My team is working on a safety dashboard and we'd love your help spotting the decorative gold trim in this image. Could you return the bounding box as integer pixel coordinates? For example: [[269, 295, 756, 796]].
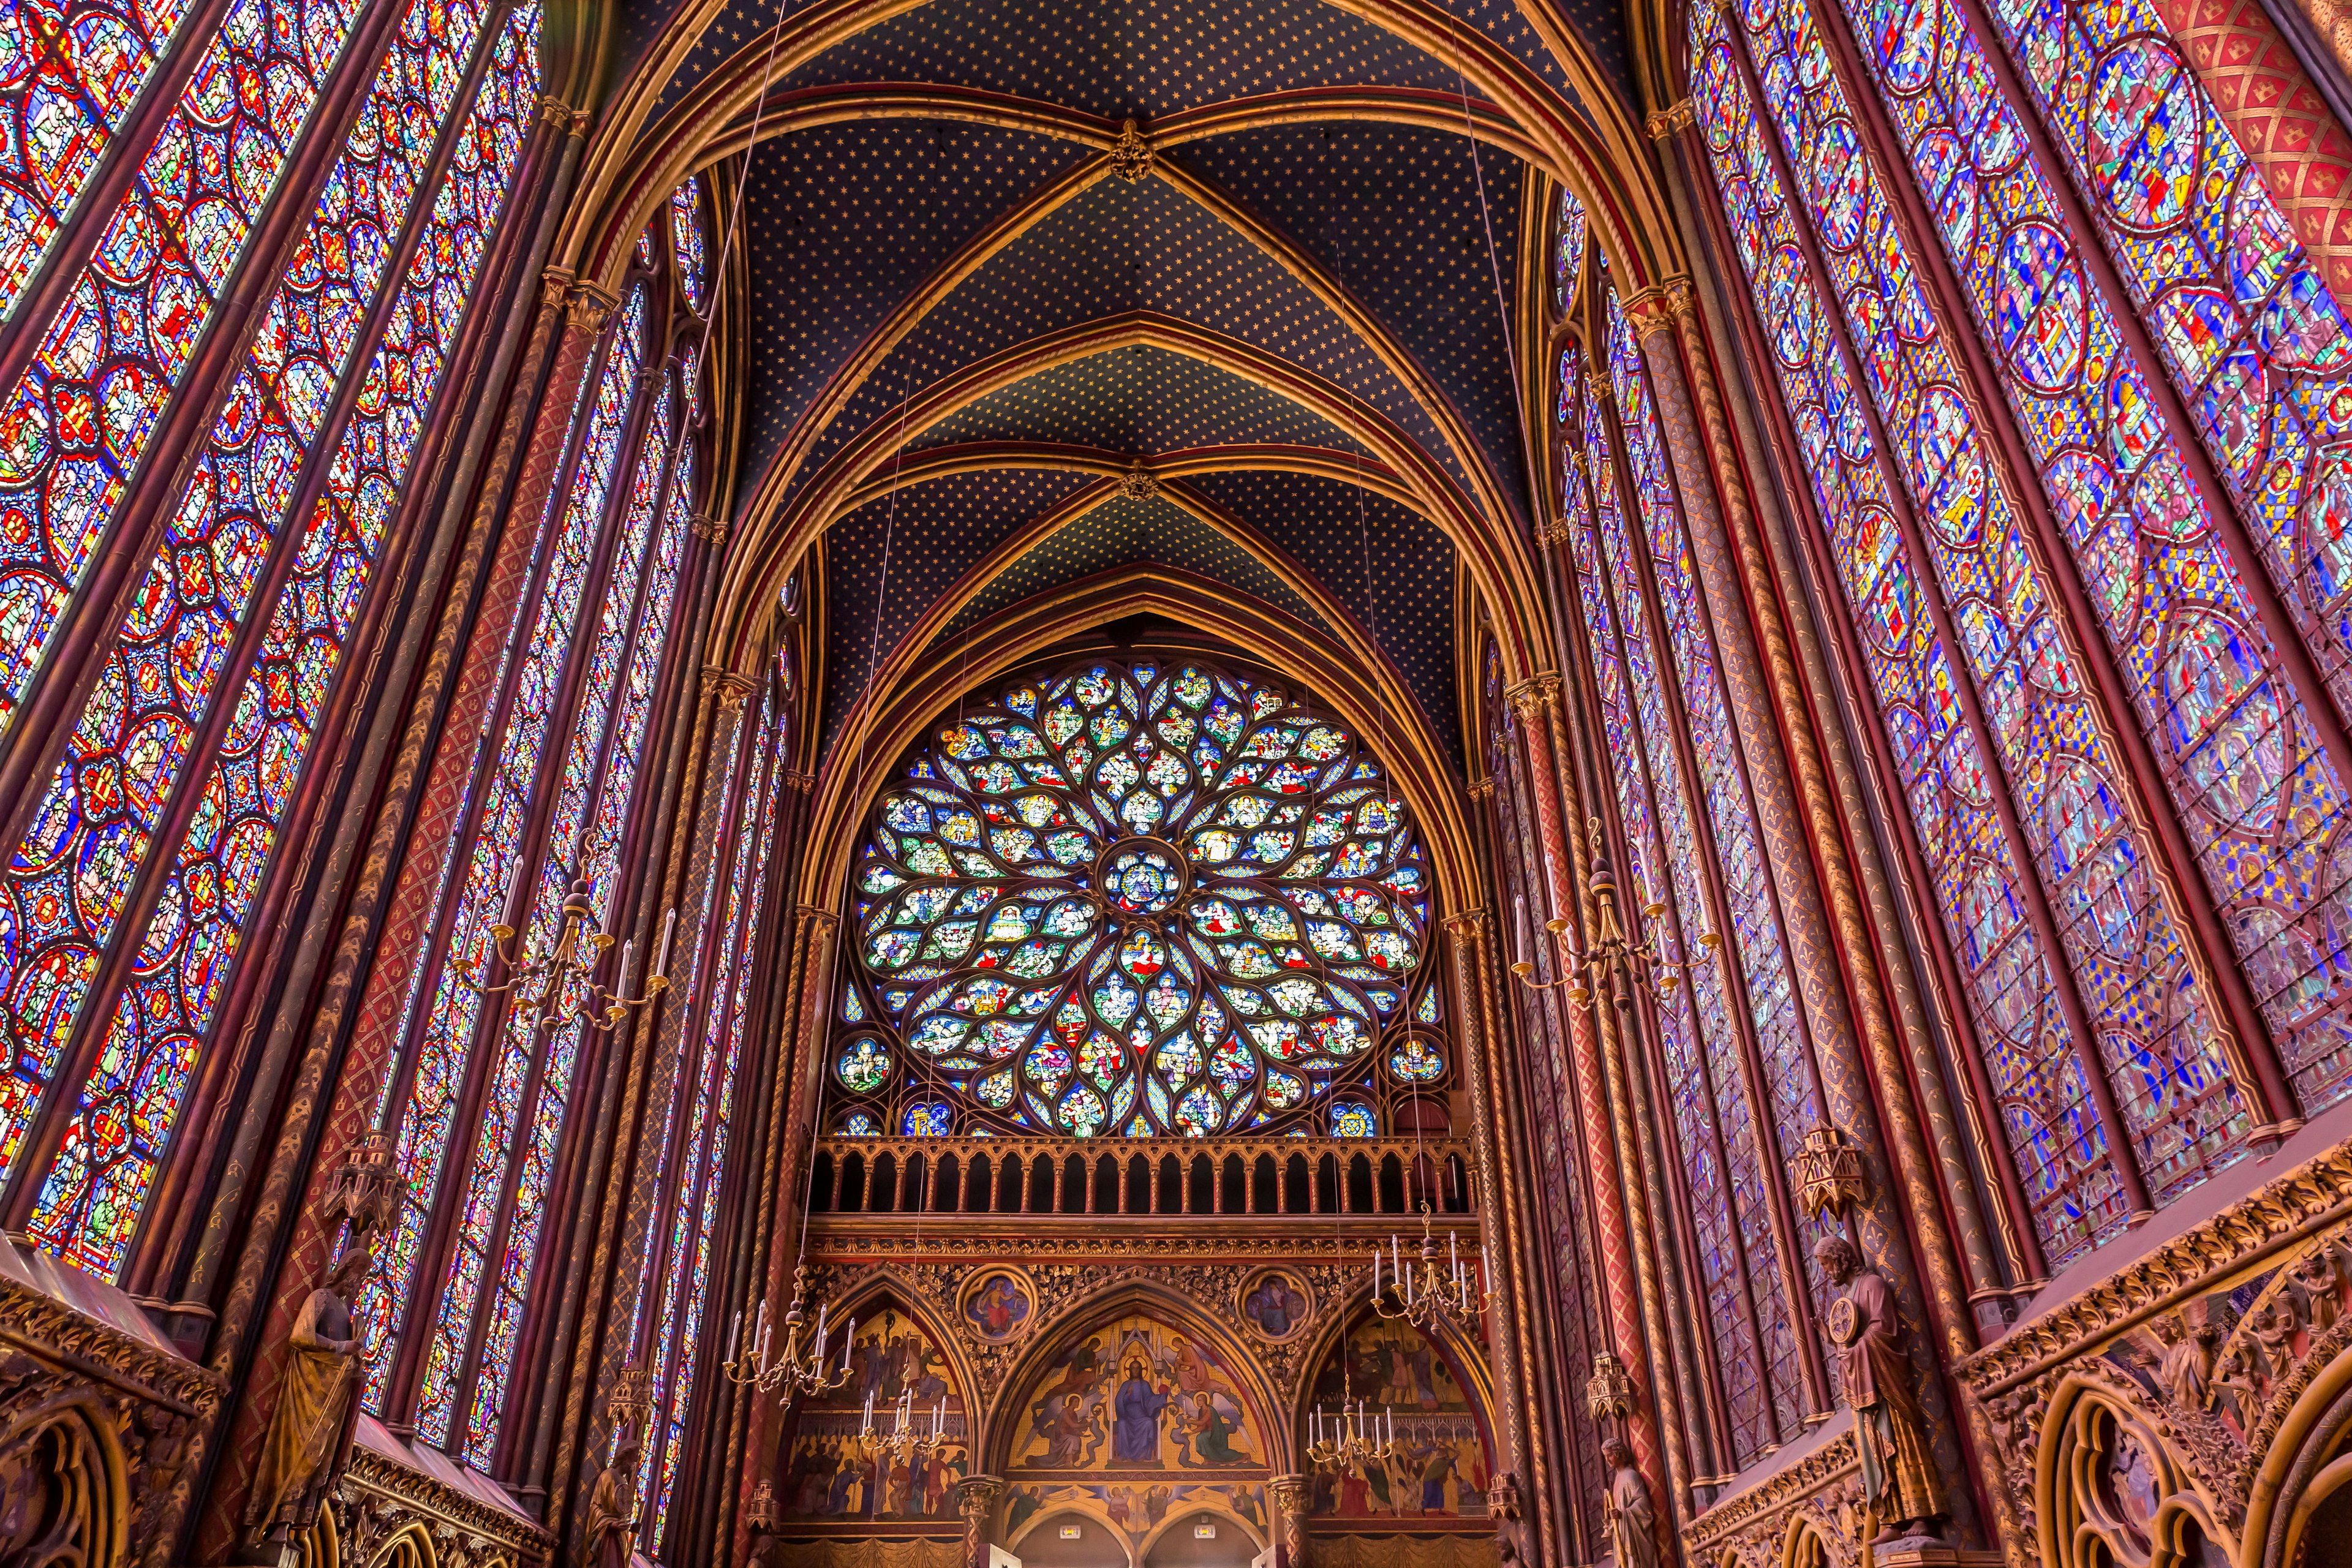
[[1645, 100, 1695, 138]]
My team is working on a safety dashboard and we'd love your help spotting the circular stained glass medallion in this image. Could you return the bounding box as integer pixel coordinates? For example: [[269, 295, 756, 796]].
[[1099, 837, 1186, 916], [839, 656, 1437, 1137]]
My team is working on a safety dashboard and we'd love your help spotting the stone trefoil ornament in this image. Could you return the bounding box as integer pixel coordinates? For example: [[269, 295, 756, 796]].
[[1815, 1235, 1947, 1542]]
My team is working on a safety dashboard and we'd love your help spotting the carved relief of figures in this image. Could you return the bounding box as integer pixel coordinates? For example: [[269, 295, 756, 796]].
[[245, 1244, 372, 1546], [1814, 1237, 1945, 1542]]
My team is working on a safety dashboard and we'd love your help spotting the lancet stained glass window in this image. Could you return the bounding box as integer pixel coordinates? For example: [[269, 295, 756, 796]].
[[1813, 0, 2352, 1117], [0, 0, 377, 740], [1683, 0, 2352, 1257], [834, 657, 1439, 1138], [1562, 344, 1804, 1457], [0, 0, 538, 1276], [406, 284, 653, 1455], [643, 667, 786, 1550], [0, 0, 197, 313], [366, 279, 650, 1434]]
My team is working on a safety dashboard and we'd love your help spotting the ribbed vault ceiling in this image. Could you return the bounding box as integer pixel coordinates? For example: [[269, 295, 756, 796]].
[[608, 0, 1614, 778]]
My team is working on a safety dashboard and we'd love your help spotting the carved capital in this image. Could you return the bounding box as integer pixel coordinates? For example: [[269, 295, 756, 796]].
[[1618, 284, 1678, 338], [954, 1474, 1006, 1568], [1442, 909, 1490, 948], [703, 666, 761, 710], [565, 279, 619, 334], [538, 93, 590, 135], [1588, 370, 1613, 407], [779, 769, 816, 794], [690, 512, 727, 545], [538, 266, 576, 311], [1662, 276, 1700, 326], [1110, 119, 1153, 182], [1466, 777, 1496, 801], [1646, 99, 1696, 138], [1504, 672, 1561, 720], [1534, 514, 1571, 546]]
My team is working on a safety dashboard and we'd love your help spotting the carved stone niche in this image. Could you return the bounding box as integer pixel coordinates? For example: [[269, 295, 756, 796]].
[[1953, 1113, 2352, 1568], [326, 1418, 553, 1568], [0, 1234, 225, 1567]]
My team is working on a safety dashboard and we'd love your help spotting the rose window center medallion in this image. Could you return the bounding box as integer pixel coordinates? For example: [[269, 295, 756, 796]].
[[831, 657, 1450, 1139], [1100, 839, 1186, 918]]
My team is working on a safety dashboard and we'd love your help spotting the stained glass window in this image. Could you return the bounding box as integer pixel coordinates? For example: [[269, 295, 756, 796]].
[[1686, 0, 2320, 1260], [368, 279, 651, 1434], [672, 175, 705, 314], [404, 285, 669, 1458], [0, 0, 380, 741], [0, 0, 198, 314], [1812, 0, 2352, 1119], [1553, 185, 1586, 312], [1561, 342, 1805, 1458], [832, 657, 1442, 1137], [643, 666, 785, 1551], [0, 0, 540, 1278]]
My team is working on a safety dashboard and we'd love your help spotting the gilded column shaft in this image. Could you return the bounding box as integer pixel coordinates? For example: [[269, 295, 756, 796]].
[[1447, 911, 1551, 1568], [1504, 690, 1676, 1556]]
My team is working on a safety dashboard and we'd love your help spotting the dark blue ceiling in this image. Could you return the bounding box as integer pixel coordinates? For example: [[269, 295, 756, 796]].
[[796, 172, 1471, 501], [625, 0, 1632, 130], [622, 0, 1600, 781]]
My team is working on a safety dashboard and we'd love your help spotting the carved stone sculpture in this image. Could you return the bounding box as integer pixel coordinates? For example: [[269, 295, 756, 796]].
[[585, 1425, 640, 1568], [244, 1244, 372, 1545], [1486, 1471, 1528, 1566], [1815, 1235, 1947, 1542], [1602, 1438, 1660, 1568], [2154, 1316, 2215, 1410]]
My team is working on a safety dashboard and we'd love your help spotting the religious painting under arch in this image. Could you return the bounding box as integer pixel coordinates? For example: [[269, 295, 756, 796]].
[[771, 1298, 974, 1533]]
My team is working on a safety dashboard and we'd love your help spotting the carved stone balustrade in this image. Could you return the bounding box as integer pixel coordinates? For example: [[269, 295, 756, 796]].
[[804, 1135, 1476, 1227]]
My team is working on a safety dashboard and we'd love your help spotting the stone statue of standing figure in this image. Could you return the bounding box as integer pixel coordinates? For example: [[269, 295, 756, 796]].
[[1600, 1438, 1659, 1568], [1815, 1235, 1946, 1542], [244, 1243, 373, 1545]]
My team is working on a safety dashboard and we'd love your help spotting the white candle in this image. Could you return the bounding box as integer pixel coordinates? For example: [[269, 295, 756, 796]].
[[657, 907, 677, 975], [618, 938, 634, 992], [817, 1301, 829, 1340], [727, 1310, 741, 1362], [1449, 1232, 1457, 1276], [843, 1319, 856, 1371]]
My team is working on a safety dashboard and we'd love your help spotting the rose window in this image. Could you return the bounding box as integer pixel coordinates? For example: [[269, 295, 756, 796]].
[[830, 657, 1448, 1137]]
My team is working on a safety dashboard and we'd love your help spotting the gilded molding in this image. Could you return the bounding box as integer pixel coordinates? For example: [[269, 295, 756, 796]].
[[334, 1442, 554, 1566], [1956, 1139, 2352, 1396], [1681, 1430, 1863, 1564]]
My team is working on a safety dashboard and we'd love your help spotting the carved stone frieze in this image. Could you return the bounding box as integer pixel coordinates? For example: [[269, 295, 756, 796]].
[[1949, 1133, 2352, 1564], [332, 1434, 553, 1568], [1681, 1429, 1864, 1568], [0, 1238, 224, 1568]]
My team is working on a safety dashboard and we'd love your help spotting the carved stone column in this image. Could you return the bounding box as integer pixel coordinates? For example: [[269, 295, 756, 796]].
[[1268, 1474, 1311, 1568], [1623, 278, 1985, 1536], [954, 1473, 1005, 1568]]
